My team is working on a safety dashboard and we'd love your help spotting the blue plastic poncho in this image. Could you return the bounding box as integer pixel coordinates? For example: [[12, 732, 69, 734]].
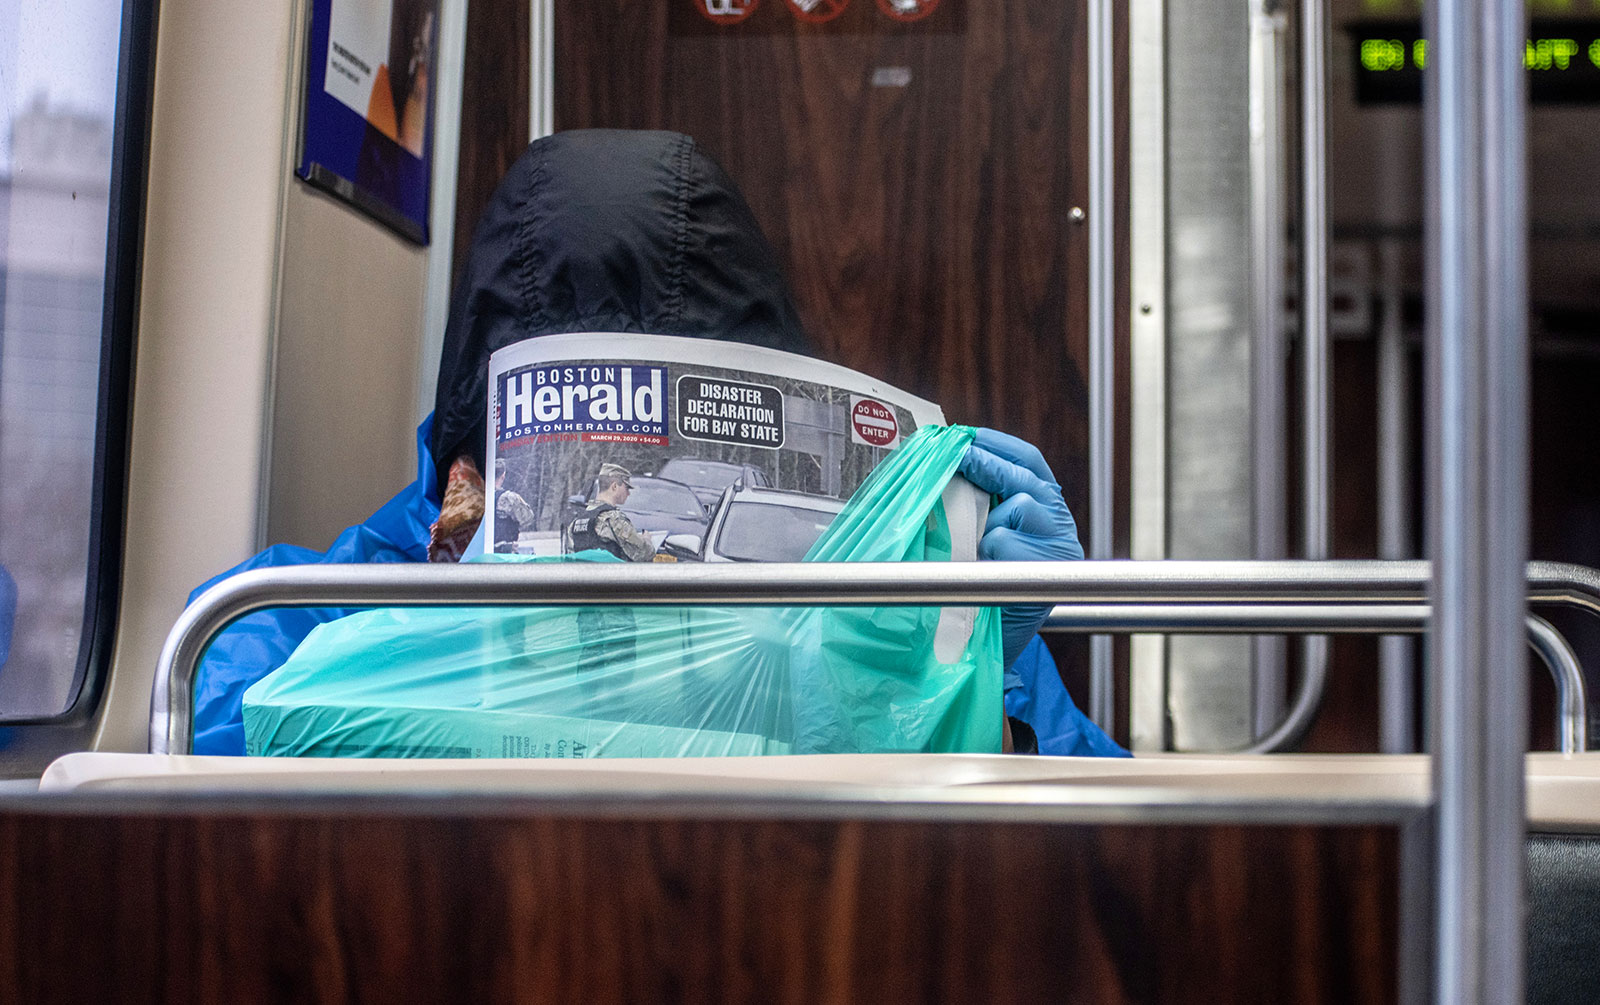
[[189, 418, 442, 755], [1006, 637, 1129, 758]]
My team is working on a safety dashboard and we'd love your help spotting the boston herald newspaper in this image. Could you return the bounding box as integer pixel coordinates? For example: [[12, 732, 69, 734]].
[[486, 333, 980, 563]]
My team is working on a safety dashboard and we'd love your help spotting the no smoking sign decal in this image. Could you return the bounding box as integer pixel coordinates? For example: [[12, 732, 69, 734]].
[[876, 0, 939, 22], [695, 0, 759, 25], [785, 0, 850, 23]]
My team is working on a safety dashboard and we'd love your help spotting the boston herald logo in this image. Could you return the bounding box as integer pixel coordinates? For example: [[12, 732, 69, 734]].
[[498, 365, 669, 443]]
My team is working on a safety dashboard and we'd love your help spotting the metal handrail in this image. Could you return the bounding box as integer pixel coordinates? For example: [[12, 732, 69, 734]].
[[1041, 606, 1585, 754], [151, 559, 1600, 756], [1528, 615, 1589, 756]]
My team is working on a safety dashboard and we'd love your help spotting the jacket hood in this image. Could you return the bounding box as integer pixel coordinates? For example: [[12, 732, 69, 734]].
[[430, 129, 811, 482]]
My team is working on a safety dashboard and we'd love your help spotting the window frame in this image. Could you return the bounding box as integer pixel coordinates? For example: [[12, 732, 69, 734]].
[[0, 0, 160, 726]]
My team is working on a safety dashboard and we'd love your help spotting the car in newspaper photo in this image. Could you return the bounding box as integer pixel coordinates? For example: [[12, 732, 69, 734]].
[[662, 486, 844, 563], [654, 458, 772, 507]]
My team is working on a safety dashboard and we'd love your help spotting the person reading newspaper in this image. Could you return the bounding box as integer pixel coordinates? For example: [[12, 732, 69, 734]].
[[187, 129, 1124, 758]]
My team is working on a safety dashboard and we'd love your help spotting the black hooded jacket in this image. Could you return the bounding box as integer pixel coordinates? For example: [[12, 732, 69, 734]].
[[431, 129, 812, 490]]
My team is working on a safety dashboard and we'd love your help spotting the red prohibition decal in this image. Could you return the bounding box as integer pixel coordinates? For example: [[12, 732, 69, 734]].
[[695, 0, 760, 25], [785, 0, 850, 23], [851, 398, 899, 447], [875, 0, 939, 22]]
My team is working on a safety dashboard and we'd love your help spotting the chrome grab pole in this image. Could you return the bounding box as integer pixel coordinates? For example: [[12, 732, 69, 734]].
[[1249, 0, 1290, 742], [1085, 0, 1116, 732], [529, 0, 554, 141], [153, 560, 1600, 757], [1377, 241, 1416, 753], [1426, 0, 1529, 992], [1263, 0, 1332, 756]]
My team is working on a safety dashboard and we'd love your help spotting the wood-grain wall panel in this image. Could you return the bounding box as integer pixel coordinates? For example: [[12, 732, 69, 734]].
[[452, 0, 529, 289], [0, 808, 1399, 1003], [553, 2, 1091, 523]]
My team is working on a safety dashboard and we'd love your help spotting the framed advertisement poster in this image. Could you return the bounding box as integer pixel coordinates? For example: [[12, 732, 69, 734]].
[[297, 0, 438, 243]]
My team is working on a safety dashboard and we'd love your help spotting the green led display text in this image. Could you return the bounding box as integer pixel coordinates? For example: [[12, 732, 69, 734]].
[[1359, 35, 1600, 71]]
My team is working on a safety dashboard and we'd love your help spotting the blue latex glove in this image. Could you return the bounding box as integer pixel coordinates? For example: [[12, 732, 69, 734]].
[[956, 427, 1084, 670]]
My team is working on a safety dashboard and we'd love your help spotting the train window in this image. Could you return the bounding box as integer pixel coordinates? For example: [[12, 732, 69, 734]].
[[0, 0, 150, 720]]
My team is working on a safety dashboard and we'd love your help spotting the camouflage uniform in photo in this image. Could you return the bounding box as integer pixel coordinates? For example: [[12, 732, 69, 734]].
[[567, 493, 654, 684], [569, 503, 655, 563], [493, 488, 537, 553]]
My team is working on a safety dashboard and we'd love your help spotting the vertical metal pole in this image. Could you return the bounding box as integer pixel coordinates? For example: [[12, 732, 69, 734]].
[[1249, 0, 1289, 739], [1426, 0, 1529, 997], [1127, 0, 1168, 752], [419, 0, 471, 423], [1243, 0, 1333, 755], [1378, 240, 1418, 753], [529, 0, 555, 140], [1297, 0, 1331, 739], [1086, 0, 1115, 731]]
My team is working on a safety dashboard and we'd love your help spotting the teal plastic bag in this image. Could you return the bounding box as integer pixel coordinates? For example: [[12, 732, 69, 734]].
[[243, 425, 1001, 758]]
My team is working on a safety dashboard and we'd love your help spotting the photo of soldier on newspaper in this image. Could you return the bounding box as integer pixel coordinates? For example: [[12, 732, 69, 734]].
[[487, 333, 942, 561]]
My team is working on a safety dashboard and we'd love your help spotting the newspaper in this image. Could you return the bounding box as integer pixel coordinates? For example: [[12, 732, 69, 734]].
[[485, 333, 973, 564]]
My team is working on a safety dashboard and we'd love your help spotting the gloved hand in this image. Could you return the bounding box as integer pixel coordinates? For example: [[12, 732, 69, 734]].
[[956, 427, 1084, 671]]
